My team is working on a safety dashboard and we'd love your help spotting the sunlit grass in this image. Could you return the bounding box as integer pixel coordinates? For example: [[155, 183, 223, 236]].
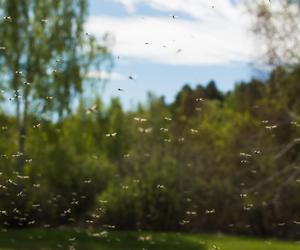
[[188, 233, 300, 250], [0, 229, 298, 250]]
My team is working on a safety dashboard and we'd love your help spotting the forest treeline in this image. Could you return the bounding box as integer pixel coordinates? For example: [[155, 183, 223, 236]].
[[1, 65, 300, 238]]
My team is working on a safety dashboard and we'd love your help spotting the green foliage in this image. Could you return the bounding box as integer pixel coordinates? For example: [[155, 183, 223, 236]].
[[0, 0, 111, 116], [0, 0, 112, 174], [1, 64, 300, 236]]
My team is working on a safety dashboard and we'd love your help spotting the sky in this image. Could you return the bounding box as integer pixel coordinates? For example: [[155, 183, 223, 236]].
[[86, 0, 267, 108]]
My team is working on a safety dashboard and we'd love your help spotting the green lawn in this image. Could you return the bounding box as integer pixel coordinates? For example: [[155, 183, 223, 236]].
[[0, 229, 298, 250], [187, 234, 300, 250]]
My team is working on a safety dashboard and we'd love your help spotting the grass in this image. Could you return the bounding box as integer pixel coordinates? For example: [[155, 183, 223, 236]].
[[0, 229, 202, 250], [0, 229, 298, 250], [188, 234, 300, 250]]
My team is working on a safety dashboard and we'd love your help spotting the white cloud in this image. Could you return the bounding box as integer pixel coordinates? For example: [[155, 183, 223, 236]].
[[113, 0, 140, 12], [87, 0, 259, 66], [114, 0, 245, 20], [87, 71, 126, 81]]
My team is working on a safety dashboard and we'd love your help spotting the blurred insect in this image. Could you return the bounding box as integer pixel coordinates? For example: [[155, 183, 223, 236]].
[[190, 128, 198, 134], [265, 125, 277, 130], [179, 220, 190, 225], [240, 152, 252, 158], [186, 211, 197, 216], [33, 123, 41, 128], [138, 127, 152, 133], [106, 132, 117, 137], [86, 105, 97, 114], [3, 16, 12, 21], [129, 75, 135, 80], [205, 209, 215, 214], [160, 128, 169, 132], [134, 117, 147, 122], [254, 150, 261, 155], [157, 184, 166, 190]]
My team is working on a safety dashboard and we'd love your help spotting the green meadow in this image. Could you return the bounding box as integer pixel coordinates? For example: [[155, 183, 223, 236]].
[[0, 230, 298, 250]]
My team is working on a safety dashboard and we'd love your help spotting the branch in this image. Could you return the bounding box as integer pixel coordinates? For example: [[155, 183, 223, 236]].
[[274, 139, 300, 161]]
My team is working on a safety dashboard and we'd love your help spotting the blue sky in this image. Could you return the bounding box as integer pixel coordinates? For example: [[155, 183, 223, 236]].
[[86, 0, 264, 108]]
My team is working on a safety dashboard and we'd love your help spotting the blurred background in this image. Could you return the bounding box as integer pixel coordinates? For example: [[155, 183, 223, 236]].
[[0, 0, 300, 249]]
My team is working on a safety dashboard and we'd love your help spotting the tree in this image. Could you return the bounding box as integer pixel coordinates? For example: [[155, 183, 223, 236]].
[[204, 80, 224, 101], [248, 1, 300, 217], [0, 0, 111, 171], [248, 0, 300, 65]]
